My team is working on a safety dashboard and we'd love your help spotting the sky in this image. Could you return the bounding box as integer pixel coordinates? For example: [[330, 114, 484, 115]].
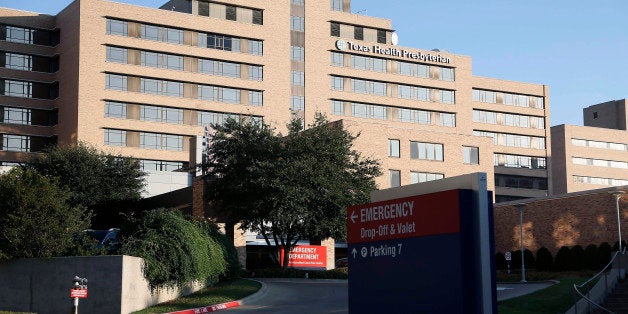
[[2, 0, 628, 127]]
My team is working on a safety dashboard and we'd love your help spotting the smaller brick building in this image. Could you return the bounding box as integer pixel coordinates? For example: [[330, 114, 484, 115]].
[[494, 186, 627, 255]]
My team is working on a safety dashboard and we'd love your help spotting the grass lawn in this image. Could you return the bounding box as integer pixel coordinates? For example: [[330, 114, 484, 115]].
[[498, 275, 593, 314], [132, 279, 261, 314]]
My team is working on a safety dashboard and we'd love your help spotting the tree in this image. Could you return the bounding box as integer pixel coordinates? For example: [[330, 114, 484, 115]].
[[25, 143, 146, 208], [206, 114, 381, 268], [0, 168, 90, 260]]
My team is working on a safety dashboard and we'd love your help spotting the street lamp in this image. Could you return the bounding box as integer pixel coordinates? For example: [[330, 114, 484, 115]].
[[609, 191, 625, 254], [514, 203, 527, 283]]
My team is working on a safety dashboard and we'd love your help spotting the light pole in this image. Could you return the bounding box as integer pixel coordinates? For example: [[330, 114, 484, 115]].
[[610, 191, 625, 254], [515, 203, 527, 283]]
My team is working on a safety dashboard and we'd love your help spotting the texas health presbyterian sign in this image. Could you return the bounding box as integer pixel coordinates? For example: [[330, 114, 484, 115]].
[[347, 173, 496, 314]]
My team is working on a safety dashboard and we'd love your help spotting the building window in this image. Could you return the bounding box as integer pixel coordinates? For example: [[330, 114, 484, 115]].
[[5, 26, 34, 44], [105, 74, 127, 91], [199, 33, 242, 53], [248, 40, 263, 56], [140, 105, 183, 124], [2, 134, 30, 152], [351, 103, 386, 120], [388, 139, 400, 158], [291, 16, 305, 32], [249, 65, 263, 81], [410, 142, 443, 161], [291, 96, 305, 111], [1, 107, 31, 125], [106, 19, 128, 36], [351, 78, 386, 96], [104, 101, 127, 118], [106, 46, 128, 64], [199, 59, 240, 78], [440, 90, 455, 104], [3, 80, 32, 98], [104, 129, 126, 147], [463, 146, 479, 165], [291, 71, 305, 86], [377, 29, 386, 44], [331, 0, 343, 11], [141, 51, 184, 71], [354, 27, 363, 40], [252, 9, 263, 25], [331, 52, 343, 66], [494, 153, 546, 170], [140, 160, 184, 172], [410, 172, 444, 184], [5, 53, 32, 71], [330, 22, 340, 37], [440, 68, 454, 81], [140, 78, 183, 97], [249, 91, 263, 106], [292, 0, 305, 5], [389, 170, 401, 188], [140, 132, 183, 151], [439, 113, 456, 127], [225, 5, 237, 21], [331, 76, 344, 91], [291, 46, 305, 61], [331, 100, 343, 115]]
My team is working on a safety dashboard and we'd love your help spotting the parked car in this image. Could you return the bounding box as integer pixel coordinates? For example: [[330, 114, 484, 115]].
[[77, 228, 120, 252], [335, 257, 348, 268]]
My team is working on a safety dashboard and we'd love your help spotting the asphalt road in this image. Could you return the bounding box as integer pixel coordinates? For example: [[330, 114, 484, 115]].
[[226, 278, 348, 314]]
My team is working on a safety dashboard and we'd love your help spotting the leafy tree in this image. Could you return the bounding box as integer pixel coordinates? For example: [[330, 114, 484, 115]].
[[553, 246, 571, 271], [583, 244, 598, 270], [24, 143, 146, 220], [120, 209, 227, 288], [206, 114, 381, 267], [0, 168, 90, 260], [535, 247, 553, 271]]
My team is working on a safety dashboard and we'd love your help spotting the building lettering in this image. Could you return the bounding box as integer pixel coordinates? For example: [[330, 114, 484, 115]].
[[338, 40, 451, 64]]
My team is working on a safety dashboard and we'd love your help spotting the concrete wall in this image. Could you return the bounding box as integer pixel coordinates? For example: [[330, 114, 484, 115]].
[[143, 171, 193, 197], [0, 255, 203, 314]]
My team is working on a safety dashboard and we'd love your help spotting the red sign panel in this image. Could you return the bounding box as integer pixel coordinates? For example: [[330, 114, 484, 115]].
[[70, 289, 88, 299], [280, 245, 327, 268], [347, 189, 460, 244]]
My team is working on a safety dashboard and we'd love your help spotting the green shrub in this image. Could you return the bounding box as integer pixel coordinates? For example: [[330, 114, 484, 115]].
[[597, 242, 612, 269], [120, 209, 227, 288], [535, 247, 553, 271], [569, 245, 585, 270], [244, 268, 348, 279], [583, 244, 598, 270], [553, 246, 570, 271], [199, 221, 242, 279], [524, 249, 535, 269], [495, 252, 506, 270], [510, 250, 521, 270]]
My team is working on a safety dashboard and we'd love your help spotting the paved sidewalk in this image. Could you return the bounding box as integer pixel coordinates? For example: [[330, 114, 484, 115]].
[[496, 281, 557, 301]]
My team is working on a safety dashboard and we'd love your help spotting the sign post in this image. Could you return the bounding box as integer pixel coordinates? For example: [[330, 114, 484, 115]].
[[70, 276, 88, 314], [505, 251, 512, 274]]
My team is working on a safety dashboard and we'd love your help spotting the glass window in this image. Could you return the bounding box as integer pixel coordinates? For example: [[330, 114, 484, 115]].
[[291, 16, 304, 32], [330, 22, 340, 37], [249, 91, 263, 106], [140, 132, 160, 149], [221, 62, 240, 78], [222, 88, 241, 104], [104, 129, 126, 146], [331, 76, 344, 91], [291, 46, 305, 61], [410, 142, 443, 161], [248, 40, 263, 55], [440, 90, 454, 104], [141, 105, 160, 122], [163, 134, 183, 151], [463, 146, 479, 164], [165, 54, 184, 70], [106, 46, 127, 64], [5, 26, 34, 44], [106, 19, 128, 36], [249, 65, 263, 81], [292, 0, 305, 5], [331, 0, 343, 11], [388, 139, 400, 158], [331, 52, 343, 66], [140, 160, 184, 172], [105, 101, 127, 118], [291, 96, 305, 111], [252, 9, 263, 25], [2, 107, 31, 125], [351, 103, 367, 118], [389, 170, 401, 188], [4, 80, 32, 98], [163, 107, 183, 124], [440, 68, 454, 81], [410, 172, 444, 184], [165, 28, 183, 44], [5, 53, 32, 71], [291, 71, 305, 86], [2, 134, 30, 152], [331, 100, 343, 115], [439, 113, 456, 127], [141, 24, 161, 41], [106, 74, 127, 91]]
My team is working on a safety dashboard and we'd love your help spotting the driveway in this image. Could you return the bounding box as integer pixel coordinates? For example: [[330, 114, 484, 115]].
[[226, 278, 348, 314]]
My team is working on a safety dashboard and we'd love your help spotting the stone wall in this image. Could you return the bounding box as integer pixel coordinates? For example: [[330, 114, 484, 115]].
[[494, 187, 627, 255]]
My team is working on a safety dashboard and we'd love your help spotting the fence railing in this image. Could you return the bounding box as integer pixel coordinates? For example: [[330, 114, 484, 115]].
[[571, 249, 625, 314]]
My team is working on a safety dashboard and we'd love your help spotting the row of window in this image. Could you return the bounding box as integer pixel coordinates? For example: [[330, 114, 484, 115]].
[[494, 153, 547, 169], [106, 46, 263, 81], [388, 139, 479, 164], [0, 79, 59, 100], [472, 89, 544, 109], [474, 130, 546, 149], [388, 170, 444, 188], [291, 16, 305, 32], [197, 1, 263, 25], [104, 129, 184, 151], [105, 101, 262, 126], [0, 51, 60, 73], [495, 174, 548, 191], [330, 22, 387, 44], [331, 100, 456, 127], [106, 19, 263, 56], [571, 138, 628, 151], [140, 159, 185, 172], [574, 175, 628, 187], [0, 24, 59, 46], [473, 109, 545, 129], [330, 52, 455, 82], [105, 74, 263, 106], [572, 157, 628, 169], [0, 106, 30, 125], [330, 76, 455, 104]]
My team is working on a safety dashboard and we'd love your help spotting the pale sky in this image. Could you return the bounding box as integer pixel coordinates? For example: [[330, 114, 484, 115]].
[[3, 0, 628, 127]]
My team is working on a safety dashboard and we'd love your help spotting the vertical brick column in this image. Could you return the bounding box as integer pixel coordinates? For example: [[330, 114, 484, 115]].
[[310, 238, 335, 270]]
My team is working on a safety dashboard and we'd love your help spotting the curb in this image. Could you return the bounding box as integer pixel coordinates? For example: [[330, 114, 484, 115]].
[[166, 279, 267, 314]]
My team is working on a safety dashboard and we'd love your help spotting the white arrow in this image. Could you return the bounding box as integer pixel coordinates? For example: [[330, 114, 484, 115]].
[[351, 248, 357, 258], [350, 211, 358, 223]]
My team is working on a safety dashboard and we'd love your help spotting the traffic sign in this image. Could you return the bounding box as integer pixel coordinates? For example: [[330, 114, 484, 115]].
[[70, 289, 88, 299], [505, 251, 512, 261]]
